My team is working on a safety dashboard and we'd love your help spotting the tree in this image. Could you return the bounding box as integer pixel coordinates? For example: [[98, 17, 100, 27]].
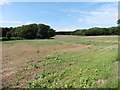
[[72, 29, 87, 36], [0, 27, 2, 37], [36, 24, 50, 39], [2, 27, 10, 37], [108, 27, 118, 35], [47, 28, 55, 39], [73, 27, 119, 36], [117, 19, 120, 25], [1, 23, 56, 40], [19, 24, 37, 39], [6, 31, 12, 39], [85, 27, 101, 36]]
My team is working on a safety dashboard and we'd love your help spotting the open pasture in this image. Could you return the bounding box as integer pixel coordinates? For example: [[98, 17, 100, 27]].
[[2, 35, 118, 88]]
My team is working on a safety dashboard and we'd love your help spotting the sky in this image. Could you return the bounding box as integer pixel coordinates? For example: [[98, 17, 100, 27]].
[[0, 1, 119, 31]]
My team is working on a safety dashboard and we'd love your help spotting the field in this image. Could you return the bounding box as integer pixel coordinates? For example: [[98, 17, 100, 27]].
[[2, 35, 118, 88]]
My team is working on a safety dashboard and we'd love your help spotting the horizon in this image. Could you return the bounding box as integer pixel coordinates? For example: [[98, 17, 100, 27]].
[[0, 2, 118, 31], [0, 23, 117, 32]]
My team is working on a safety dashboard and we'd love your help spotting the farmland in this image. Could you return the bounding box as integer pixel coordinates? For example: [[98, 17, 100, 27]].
[[2, 35, 118, 88]]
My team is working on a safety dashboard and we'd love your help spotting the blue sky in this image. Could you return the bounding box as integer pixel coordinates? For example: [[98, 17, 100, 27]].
[[0, 2, 118, 31]]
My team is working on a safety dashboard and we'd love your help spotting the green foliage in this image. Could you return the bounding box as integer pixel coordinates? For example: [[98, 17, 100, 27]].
[[1, 23, 55, 40], [72, 29, 87, 36], [72, 27, 119, 36], [1, 24, 119, 40], [47, 28, 56, 39], [1, 27, 11, 37], [56, 31, 73, 35], [36, 24, 55, 39], [19, 24, 38, 39], [36, 24, 49, 39], [109, 27, 120, 35], [26, 47, 118, 88], [6, 31, 12, 39], [117, 19, 120, 24]]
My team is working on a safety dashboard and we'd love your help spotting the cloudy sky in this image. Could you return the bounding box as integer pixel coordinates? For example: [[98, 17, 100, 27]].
[[0, 1, 119, 31]]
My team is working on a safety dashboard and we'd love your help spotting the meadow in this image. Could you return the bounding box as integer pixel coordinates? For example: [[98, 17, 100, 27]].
[[2, 35, 118, 88]]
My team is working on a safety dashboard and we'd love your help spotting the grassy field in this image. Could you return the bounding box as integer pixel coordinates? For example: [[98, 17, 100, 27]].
[[2, 35, 118, 88]]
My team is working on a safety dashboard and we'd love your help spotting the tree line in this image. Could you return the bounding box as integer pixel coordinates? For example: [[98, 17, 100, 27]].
[[57, 19, 120, 36], [56, 31, 73, 35], [0, 23, 56, 40], [1, 19, 120, 41], [72, 27, 120, 36]]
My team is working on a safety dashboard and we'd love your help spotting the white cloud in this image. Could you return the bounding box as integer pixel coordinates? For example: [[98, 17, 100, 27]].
[[0, 0, 10, 5], [25, 21, 36, 25], [61, 3, 118, 27], [0, 20, 23, 27], [0, 20, 35, 27], [57, 27, 74, 31], [78, 3, 118, 26], [57, 29, 74, 31], [0, 20, 22, 24], [56, 26, 83, 31], [0, 20, 53, 27]]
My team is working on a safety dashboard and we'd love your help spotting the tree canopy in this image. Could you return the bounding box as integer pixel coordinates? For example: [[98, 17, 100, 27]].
[[1, 22, 119, 41], [72, 27, 119, 36], [117, 19, 120, 25], [1, 23, 56, 40]]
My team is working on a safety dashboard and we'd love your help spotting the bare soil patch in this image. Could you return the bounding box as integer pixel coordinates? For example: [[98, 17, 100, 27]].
[[2, 42, 88, 87], [82, 36, 118, 38], [96, 79, 107, 85], [98, 45, 118, 52]]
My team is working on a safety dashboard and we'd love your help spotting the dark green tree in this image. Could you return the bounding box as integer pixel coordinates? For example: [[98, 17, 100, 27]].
[[19, 24, 37, 39], [6, 31, 12, 39], [2, 27, 10, 37], [47, 28, 55, 39], [117, 19, 120, 25], [36, 24, 50, 39], [1, 23, 56, 40]]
